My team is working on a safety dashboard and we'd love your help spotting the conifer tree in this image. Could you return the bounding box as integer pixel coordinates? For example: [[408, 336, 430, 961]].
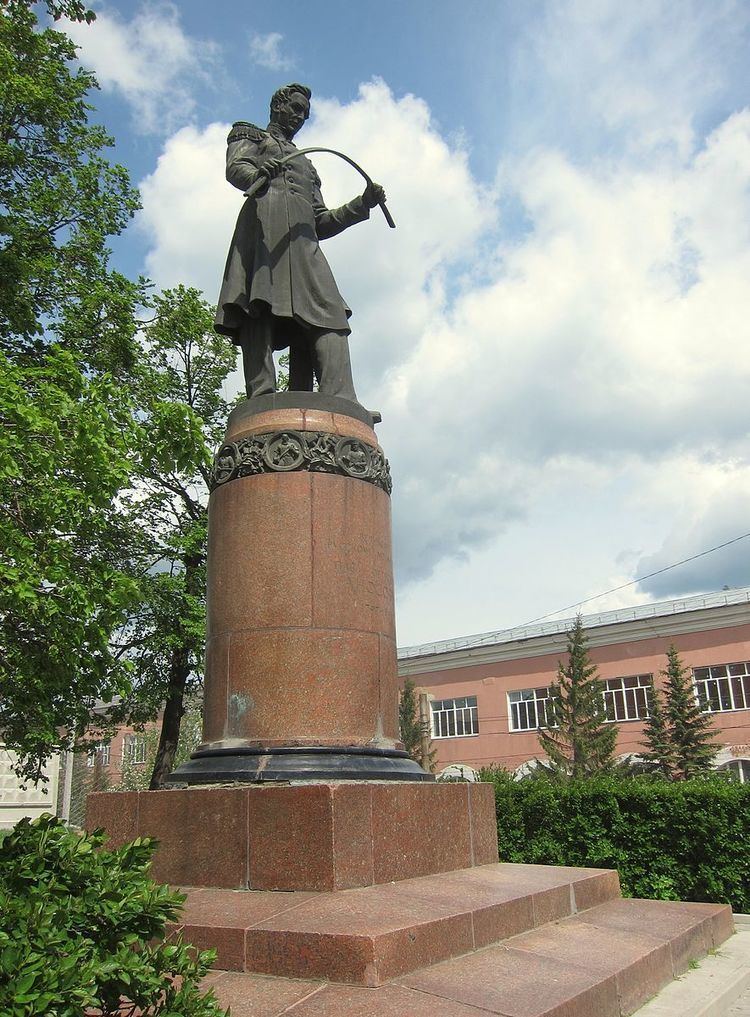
[[665, 644, 717, 778], [640, 645, 718, 779], [399, 678, 436, 772], [639, 681, 675, 778], [537, 616, 618, 777]]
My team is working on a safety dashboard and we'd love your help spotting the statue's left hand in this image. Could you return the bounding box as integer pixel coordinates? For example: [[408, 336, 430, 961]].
[[362, 182, 386, 209]]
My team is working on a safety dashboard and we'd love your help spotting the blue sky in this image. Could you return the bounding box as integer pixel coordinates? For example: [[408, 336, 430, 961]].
[[59, 0, 750, 645]]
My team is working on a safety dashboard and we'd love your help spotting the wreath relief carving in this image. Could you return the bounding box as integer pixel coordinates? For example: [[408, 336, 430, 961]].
[[210, 430, 392, 495]]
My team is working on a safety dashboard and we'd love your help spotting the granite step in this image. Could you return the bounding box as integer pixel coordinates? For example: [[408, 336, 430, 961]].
[[174, 862, 621, 985], [200, 896, 734, 1017]]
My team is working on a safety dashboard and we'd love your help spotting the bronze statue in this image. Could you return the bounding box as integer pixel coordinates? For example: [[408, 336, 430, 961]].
[[214, 83, 387, 403]]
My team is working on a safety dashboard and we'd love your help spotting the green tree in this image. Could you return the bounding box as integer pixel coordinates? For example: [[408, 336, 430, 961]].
[[641, 645, 718, 780], [0, 5, 147, 781], [0, 3, 142, 367], [664, 644, 718, 778], [399, 678, 436, 772], [112, 287, 236, 788], [9, 1, 95, 22], [0, 350, 141, 782], [114, 699, 204, 792], [537, 616, 618, 777], [640, 678, 677, 778]]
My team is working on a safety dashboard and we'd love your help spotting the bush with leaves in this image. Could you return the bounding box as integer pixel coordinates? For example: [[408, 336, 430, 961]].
[[0, 815, 227, 1017], [482, 767, 750, 911]]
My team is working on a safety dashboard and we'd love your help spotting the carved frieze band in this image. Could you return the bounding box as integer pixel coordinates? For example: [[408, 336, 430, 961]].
[[210, 429, 393, 495]]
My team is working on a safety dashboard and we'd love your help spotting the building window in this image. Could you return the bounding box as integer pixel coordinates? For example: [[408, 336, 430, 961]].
[[122, 735, 147, 765], [86, 743, 111, 767], [508, 687, 557, 732], [602, 675, 652, 722], [431, 696, 479, 738], [718, 759, 750, 784], [694, 662, 750, 714]]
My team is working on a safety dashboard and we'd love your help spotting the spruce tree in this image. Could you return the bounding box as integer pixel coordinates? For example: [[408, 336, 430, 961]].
[[640, 645, 718, 779], [640, 682, 676, 778], [538, 616, 618, 777], [664, 644, 717, 779], [399, 678, 436, 772]]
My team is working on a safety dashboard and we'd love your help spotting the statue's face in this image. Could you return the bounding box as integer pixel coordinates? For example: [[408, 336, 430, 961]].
[[271, 91, 310, 138]]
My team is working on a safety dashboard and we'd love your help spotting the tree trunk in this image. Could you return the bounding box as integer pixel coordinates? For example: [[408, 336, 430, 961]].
[[148, 552, 202, 790], [148, 648, 189, 789]]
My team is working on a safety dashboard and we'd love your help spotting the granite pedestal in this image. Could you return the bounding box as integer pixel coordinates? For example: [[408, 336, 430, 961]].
[[171, 394, 426, 784]]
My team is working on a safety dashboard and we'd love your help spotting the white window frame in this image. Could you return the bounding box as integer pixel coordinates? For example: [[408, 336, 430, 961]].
[[508, 687, 557, 732], [431, 696, 479, 738], [122, 735, 147, 765], [602, 674, 652, 723], [86, 743, 111, 767], [694, 662, 750, 714]]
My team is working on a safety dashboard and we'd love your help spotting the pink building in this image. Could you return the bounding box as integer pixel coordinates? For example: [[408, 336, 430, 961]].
[[397, 588, 750, 781]]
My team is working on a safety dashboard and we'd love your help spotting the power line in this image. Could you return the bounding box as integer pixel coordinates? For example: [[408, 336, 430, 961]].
[[519, 530, 750, 628]]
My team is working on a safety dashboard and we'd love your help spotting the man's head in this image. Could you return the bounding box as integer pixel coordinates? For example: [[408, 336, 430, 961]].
[[269, 83, 311, 139]]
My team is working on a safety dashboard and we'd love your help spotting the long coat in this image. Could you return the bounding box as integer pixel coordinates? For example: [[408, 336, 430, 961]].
[[214, 122, 370, 342]]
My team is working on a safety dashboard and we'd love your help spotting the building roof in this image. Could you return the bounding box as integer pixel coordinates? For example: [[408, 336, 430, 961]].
[[398, 586, 750, 662]]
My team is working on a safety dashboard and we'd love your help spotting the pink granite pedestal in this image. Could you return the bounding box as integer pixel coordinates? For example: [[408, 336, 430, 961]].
[[86, 780, 498, 891]]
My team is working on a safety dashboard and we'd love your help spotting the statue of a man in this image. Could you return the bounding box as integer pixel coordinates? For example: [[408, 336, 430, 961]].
[[214, 83, 385, 403]]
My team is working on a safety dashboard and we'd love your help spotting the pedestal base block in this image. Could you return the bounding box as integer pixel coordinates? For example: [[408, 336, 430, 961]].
[[86, 781, 498, 892]]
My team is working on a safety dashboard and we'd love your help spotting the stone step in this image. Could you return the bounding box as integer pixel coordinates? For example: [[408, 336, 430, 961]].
[[200, 896, 734, 1017], [174, 862, 621, 985]]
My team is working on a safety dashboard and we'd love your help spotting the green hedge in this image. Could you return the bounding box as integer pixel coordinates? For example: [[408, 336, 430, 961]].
[[483, 771, 750, 912]]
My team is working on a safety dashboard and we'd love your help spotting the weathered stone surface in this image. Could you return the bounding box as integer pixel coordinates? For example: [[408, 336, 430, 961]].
[[86, 781, 499, 891]]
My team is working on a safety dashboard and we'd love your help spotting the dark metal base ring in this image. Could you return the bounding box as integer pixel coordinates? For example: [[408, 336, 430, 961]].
[[166, 744, 435, 785]]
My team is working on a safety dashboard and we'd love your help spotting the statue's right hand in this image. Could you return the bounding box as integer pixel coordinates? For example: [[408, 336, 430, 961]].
[[246, 158, 285, 198], [262, 157, 284, 179]]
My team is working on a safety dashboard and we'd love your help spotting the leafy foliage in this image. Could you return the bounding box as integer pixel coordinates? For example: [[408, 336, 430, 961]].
[[114, 702, 203, 792], [482, 768, 750, 911], [0, 350, 141, 781], [7, 1, 96, 23], [0, 815, 227, 1017], [0, 3, 142, 365], [112, 287, 236, 787], [0, 3, 149, 781], [537, 616, 618, 777], [0, 5, 235, 786], [398, 678, 436, 772]]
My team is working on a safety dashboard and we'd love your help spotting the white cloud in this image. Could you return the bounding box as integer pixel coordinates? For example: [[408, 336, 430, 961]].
[[511, 0, 750, 161], [138, 122, 237, 292], [635, 461, 750, 598], [137, 75, 750, 638], [63, 2, 218, 133], [249, 31, 292, 71]]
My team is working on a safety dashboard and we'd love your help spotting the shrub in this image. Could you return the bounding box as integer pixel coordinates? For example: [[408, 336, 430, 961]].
[[482, 768, 750, 911], [0, 815, 227, 1017]]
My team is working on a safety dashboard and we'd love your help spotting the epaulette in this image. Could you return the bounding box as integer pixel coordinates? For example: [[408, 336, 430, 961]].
[[227, 121, 267, 145]]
